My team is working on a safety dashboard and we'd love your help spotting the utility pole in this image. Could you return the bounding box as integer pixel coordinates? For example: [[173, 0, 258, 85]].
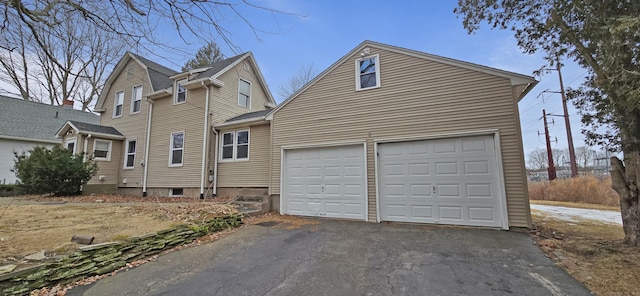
[[556, 61, 578, 177], [542, 109, 557, 181]]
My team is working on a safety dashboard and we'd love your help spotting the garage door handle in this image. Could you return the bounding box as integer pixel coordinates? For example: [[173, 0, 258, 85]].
[[432, 185, 436, 194]]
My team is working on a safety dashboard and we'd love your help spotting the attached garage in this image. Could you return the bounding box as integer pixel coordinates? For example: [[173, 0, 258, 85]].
[[281, 144, 367, 220], [377, 135, 508, 229], [269, 41, 538, 229]]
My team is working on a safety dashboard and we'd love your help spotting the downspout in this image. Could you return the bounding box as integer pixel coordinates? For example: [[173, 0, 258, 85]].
[[83, 134, 91, 162], [212, 128, 219, 196], [142, 98, 153, 197], [199, 82, 210, 199]]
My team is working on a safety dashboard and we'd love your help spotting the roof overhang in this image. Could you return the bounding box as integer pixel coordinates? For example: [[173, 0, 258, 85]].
[[0, 135, 60, 144], [213, 117, 269, 129], [55, 121, 125, 140]]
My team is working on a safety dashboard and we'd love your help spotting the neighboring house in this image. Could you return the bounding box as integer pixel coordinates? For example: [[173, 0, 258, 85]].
[[0, 96, 98, 184], [56, 52, 276, 198], [266, 41, 538, 229]]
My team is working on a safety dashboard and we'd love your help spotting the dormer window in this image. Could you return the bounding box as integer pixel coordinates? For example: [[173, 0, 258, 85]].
[[175, 79, 187, 104], [238, 79, 251, 108], [356, 54, 380, 91]]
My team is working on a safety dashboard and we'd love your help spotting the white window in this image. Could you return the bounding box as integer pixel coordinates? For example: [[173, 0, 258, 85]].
[[93, 139, 112, 161], [221, 130, 249, 161], [175, 79, 186, 104], [131, 85, 142, 114], [124, 139, 137, 169], [169, 132, 184, 166], [356, 54, 380, 90], [65, 138, 77, 154], [238, 79, 251, 108], [113, 91, 124, 117]]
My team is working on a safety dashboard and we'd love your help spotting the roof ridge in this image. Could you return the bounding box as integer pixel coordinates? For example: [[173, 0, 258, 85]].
[[129, 52, 178, 76]]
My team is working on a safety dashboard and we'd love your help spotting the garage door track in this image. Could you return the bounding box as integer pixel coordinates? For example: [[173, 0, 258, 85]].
[[68, 218, 591, 296]]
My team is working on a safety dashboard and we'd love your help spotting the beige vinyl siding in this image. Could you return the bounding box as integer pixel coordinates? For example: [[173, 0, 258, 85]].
[[146, 87, 207, 188], [99, 59, 151, 187], [211, 60, 271, 125], [217, 123, 270, 187], [87, 138, 122, 185], [271, 47, 531, 227]]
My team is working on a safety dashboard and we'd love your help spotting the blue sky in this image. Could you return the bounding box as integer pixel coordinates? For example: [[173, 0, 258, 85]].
[[5, 0, 594, 162], [172, 0, 587, 161]]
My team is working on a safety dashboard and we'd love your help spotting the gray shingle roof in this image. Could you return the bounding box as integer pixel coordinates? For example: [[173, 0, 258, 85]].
[[193, 53, 247, 80], [68, 121, 123, 136], [130, 53, 178, 91], [225, 109, 271, 123], [0, 95, 99, 142]]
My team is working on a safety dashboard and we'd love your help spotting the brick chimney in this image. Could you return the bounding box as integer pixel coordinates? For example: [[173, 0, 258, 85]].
[[62, 99, 74, 108]]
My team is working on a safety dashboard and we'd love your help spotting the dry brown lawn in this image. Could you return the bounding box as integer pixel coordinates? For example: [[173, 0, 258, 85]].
[[0, 195, 238, 264], [531, 205, 640, 295]]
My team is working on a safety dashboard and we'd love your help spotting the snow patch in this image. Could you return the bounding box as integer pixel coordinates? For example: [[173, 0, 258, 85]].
[[530, 204, 622, 225]]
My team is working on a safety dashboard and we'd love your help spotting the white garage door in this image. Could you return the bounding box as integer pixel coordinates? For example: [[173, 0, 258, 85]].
[[378, 135, 505, 228], [283, 144, 367, 220]]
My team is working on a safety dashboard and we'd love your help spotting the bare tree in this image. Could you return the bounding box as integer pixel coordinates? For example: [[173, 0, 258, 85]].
[[183, 41, 225, 71], [0, 1, 297, 109], [552, 148, 569, 168], [527, 148, 548, 170], [0, 6, 126, 109], [575, 146, 595, 168], [279, 64, 315, 100]]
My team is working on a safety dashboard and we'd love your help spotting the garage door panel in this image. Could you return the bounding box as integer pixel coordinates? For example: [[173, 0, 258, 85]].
[[283, 145, 366, 220], [379, 135, 504, 228], [435, 162, 458, 175]]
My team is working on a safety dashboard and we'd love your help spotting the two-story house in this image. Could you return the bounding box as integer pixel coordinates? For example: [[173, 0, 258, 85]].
[[58, 41, 538, 229], [57, 52, 276, 198]]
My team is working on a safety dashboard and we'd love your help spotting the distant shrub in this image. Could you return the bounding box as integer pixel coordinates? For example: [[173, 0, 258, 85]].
[[528, 176, 619, 207], [13, 146, 98, 196], [0, 184, 21, 197]]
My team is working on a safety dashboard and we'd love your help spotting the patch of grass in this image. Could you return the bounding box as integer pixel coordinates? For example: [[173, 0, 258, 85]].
[[529, 176, 619, 206], [530, 212, 640, 295]]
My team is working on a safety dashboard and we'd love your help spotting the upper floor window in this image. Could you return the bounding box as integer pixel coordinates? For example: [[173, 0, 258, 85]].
[[131, 85, 142, 114], [94, 139, 112, 161], [356, 54, 380, 91], [113, 91, 124, 117], [238, 79, 251, 108], [175, 79, 186, 104], [124, 139, 137, 169], [170, 132, 184, 166], [221, 130, 249, 161]]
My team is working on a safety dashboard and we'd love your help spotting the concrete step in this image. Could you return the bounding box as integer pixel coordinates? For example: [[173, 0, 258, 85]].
[[232, 200, 266, 216]]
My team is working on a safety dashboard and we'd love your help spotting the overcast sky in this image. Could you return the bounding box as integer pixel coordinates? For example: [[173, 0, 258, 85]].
[[2, 0, 597, 161]]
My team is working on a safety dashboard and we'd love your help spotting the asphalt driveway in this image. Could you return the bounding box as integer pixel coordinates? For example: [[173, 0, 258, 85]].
[[68, 218, 591, 296]]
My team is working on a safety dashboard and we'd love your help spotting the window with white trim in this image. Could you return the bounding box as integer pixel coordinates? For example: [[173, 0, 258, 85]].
[[65, 138, 77, 154], [175, 79, 186, 104], [238, 79, 251, 108], [131, 85, 142, 114], [113, 91, 124, 117], [124, 139, 137, 169], [170, 132, 184, 166], [356, 54, 380, 90], [221, 130, 249, 161], [93, 139, 112, 161], [170, 188, 184, 196]]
